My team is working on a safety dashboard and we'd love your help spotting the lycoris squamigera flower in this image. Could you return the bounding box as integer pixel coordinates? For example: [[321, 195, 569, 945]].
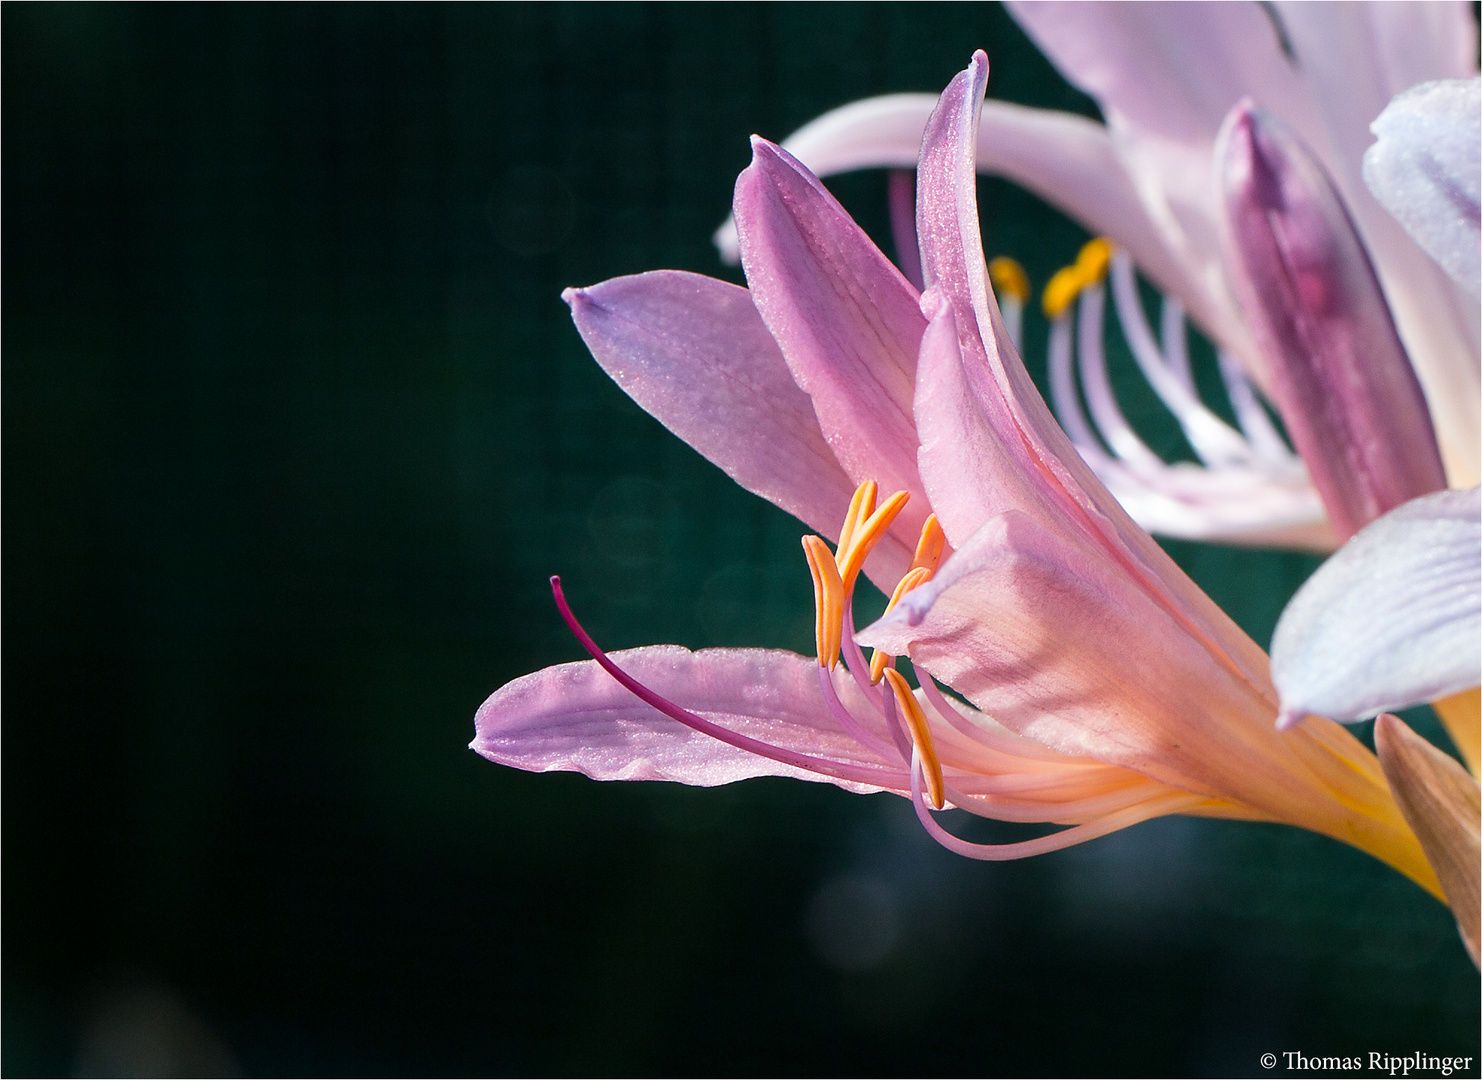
[[473, 53, 1440, 897]]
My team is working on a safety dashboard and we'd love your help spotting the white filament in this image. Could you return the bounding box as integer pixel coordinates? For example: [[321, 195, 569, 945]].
[[1044, 256, 1334, 550]]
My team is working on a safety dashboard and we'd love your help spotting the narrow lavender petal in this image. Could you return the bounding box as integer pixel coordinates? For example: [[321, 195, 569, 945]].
[[1273, 487, 1482, 726], [1217, 105, 1447, 540], [1363, 78, 1481, 298], [473, 642, 906, 792], [734, 138, 930, 582], [565, 270, 901, 566]]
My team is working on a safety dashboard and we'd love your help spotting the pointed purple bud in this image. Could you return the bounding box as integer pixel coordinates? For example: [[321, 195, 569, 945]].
[[1217, 103, 1447, 541]]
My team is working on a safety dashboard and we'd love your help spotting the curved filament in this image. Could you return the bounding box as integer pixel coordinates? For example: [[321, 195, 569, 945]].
[[911, 753, 1199, 861]]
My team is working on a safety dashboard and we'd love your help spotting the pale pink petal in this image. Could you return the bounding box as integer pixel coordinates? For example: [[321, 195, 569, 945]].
[[1011, 0, 1481, 484], [733, 138, 930, 583], [473, 645, 906, 793], [911, 51, 1274, 695], [1007, 0, 1316, 383], [1217, 105, 1446, 540], [856, 510, 1427, 877], [1008, 2, 1318, 150], [1275, 2, 1482, 486], [564, 270, 872, 556]]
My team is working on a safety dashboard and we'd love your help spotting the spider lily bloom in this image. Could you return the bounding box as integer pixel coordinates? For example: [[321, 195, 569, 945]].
[[713, 2, 1481, 540], [474, 53, 1440, 895]]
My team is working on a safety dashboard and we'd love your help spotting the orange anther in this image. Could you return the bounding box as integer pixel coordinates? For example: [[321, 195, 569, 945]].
[[802, 534, 845, 668], [837, 489, 910, 592], [835, 480, 877, 563], [883, 667, 944, 809], [910, 514, 946, 575]]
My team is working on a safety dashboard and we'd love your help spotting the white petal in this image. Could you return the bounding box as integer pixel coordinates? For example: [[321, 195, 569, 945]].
[[1363, 78, 1482, 298], [1272, 487, 1482, 725]]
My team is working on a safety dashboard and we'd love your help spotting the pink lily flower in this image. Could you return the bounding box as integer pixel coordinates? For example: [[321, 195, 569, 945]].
[[473, 54, 1439, 895], [713, 2, 1481, 545]]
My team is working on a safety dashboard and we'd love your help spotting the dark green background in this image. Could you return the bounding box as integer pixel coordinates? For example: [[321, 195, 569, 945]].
[[6, 4, 1478, 1076]]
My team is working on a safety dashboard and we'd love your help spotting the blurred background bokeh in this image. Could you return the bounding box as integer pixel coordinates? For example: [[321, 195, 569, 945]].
[[6, 4, 1478, 1076]]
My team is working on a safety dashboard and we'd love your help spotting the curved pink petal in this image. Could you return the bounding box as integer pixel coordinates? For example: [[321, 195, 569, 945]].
[[1273, 487, 1482, 726], [856, 509, 1431, 884], [733, 138, 929, 584], [564, 270, 878, 558], [1010, 2, 1319, 149], [473, 645, 906, 793], [1007, 0, 1318, 385], [911, 51, 1274, 696], [1217, 105, 1447, 540]]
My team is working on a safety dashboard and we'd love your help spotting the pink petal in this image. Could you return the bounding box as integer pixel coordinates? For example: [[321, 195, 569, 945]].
[[1272, 487, 1482, 726], [911, 52, 1274, 697], [856, 509, 1426, 873], [472, 645, 905, 792], [734, 138, 929, 584], [1364, 78, 1482, 298], [1276, 1, 1482, 486], [564, 270, 867, 553], [1217, 105, 1447, 540], [1009, 2, 1319, 148]]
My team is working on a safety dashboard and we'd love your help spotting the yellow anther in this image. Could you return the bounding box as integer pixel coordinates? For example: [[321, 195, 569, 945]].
[[1041, 238, 1115, 317], [835, 480, 877, 563], [1042, 264, 1085, 319], [867, 566, 933, 684], [1075, 237, 1113, 284], [909, 513, 946, 575], [882, 668, 944, 810], [988, 256, 1030, 303], [802, 534, 845, 668], [837, 489, 910, 592]]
